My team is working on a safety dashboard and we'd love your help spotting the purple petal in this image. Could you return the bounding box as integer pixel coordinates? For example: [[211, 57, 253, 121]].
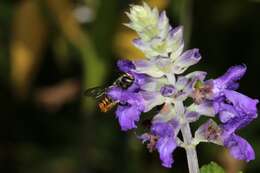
[[221, 116, 253, 137], [179, 48, 201, 62], [185, 71, 207, 81], [223, 90, 258, 119], [151, 120, 179, 138], [214, 90, 258, 135], [107, 87, 145, 131], [186, 101, 215, 122], [140, 91, 164, 112], [224, 134, 255, 162], [185, 111, 200, 122], [175, 71, 207, 100], [133, 59, 152, 68], [116, 105, 141, 131], [156, 137, 177, 168], [133, 59, 164, 78], [168, 26, 183, 42], [120, 93, 144, 113], [133, 73, 151, 86], [211, 65, 247, 97], [160, 85, 176, 97], [184, 71, 207, 92], [107, 87, 123, 100], [194, 119, 222, 145], [153, 56, 172, 69], [128, 73, 151, 92], [108, 87, 145, 111], [172, 48, 201, 74], [168, 26, 184, 60], [216, 65, 246, 90], [213, 100, 238, 123], [117, 59, 135, 73]]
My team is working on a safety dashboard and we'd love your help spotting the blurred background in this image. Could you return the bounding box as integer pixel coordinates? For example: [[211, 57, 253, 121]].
[[0, 0, 260, 173]]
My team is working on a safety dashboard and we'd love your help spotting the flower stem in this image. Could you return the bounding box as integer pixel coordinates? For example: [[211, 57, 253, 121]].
[[181, 122, 199, 173]]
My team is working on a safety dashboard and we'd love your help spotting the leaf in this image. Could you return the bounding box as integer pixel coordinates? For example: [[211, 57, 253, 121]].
[[200, 162, 225, 173]]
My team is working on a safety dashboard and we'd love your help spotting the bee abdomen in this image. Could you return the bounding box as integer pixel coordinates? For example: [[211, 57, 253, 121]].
[[98, 97, 116, 112]]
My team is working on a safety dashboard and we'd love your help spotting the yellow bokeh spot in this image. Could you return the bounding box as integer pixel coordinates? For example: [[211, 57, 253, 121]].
[[146, 0, 169, 10], [114, 29, 145, 60]]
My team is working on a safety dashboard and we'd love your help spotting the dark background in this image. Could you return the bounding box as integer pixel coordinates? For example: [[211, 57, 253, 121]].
[[0, 0, 260, 173]]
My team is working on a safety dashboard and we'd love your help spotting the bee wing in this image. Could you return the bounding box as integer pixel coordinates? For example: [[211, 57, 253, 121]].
[[84, 87, 106, 99]]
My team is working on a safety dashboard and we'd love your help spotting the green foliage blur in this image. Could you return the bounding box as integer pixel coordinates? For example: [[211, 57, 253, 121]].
[[0, 0, 260, 173], [200, 162, 226, 173]]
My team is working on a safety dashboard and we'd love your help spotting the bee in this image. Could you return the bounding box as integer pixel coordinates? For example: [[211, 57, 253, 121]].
[[84, 73, 134, 112]]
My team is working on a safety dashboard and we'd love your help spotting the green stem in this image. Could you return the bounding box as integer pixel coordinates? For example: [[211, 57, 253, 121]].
[[181, 122, 199, 173]]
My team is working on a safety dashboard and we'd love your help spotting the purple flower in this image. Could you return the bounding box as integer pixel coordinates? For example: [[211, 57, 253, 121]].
[[223, 134, 255, 162], [204, 65, 258, 162], [214, 90, 258, 133], [108, 87, 145, 131], [151, 120, 179, 168], [195, 119, 255, 162], [197, 65, 258, 131], [208, 65, 247, 98], [212, 90, 258, 153], [193, 65, 258, 162], [101, 3, 258, 170]]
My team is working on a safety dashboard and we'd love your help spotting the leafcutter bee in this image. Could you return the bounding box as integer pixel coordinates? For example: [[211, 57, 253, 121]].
[[84, 73, 134, 112]]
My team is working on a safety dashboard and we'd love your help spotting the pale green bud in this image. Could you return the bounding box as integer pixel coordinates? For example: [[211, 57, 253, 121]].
[[125, 3, 162, 41]]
